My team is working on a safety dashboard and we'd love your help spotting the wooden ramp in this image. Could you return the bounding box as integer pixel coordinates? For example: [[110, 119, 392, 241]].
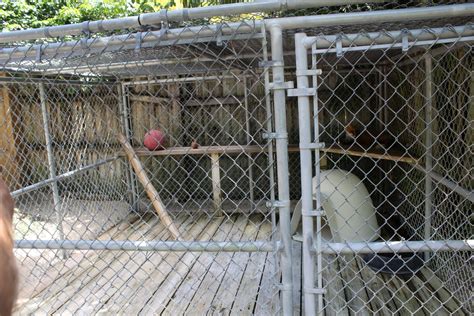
[[316, 254, 468, 316], [14, 214, 279, 315]]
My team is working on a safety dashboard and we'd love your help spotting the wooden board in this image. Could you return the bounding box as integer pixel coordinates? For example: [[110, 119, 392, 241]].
[[158, 215, 246, 315], [322, 254, 349, 316], [184, 217, 256, 315], [254, 253, 279, 315], [337, 255, 370, 315]]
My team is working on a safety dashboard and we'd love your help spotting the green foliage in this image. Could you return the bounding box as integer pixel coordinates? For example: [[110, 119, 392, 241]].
[[0, 0, 177, 31]]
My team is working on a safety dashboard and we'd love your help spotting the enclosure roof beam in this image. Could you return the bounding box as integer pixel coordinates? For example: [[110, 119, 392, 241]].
[[0, 0, 382, 44]]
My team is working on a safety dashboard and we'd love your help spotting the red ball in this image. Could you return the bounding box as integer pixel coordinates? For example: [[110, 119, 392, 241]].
[[144, 129, 166, 151]]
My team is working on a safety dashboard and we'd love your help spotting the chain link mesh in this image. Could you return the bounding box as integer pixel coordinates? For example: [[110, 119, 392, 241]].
[[0, 3, 472, 315]]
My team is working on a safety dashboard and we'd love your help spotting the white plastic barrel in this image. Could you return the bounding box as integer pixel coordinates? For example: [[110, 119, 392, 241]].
[[313, 169, 380, 242]]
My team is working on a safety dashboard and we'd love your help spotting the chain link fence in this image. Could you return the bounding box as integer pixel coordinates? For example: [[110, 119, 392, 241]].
[[291, 22, 473, 315], [0, 2, 472, 315]]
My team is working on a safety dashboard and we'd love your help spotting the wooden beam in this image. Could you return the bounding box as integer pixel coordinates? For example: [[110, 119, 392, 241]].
[[210, 153, 222, 215], [123, 144, 418, 165], [184, 97, 241, 107], [117, 133, 181, 240]]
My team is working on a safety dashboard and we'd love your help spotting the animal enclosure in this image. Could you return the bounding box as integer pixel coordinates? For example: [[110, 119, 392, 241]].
[[0, 1, 472, 315]]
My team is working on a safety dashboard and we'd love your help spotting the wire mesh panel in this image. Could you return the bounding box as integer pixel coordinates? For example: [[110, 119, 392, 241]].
[[292, 23, 473, 315], [0, 21, 283, 315]]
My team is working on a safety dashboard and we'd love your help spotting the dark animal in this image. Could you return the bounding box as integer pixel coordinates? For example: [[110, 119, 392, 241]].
[[342, 124, 394, 149], [0, 178, 18, 316]]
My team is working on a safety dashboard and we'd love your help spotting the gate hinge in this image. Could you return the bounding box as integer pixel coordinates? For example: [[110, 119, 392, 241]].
[[287, 87, 316, 97], [262, 132, 288, 140], [268, 81, 294, 91], [266, 200, 290, 208], [300, 142, 325, 150]]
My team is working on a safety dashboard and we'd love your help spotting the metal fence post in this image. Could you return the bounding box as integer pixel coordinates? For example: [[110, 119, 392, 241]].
[[424, 53, 433, 261], [270, 24, 294, 315], [295, 33, 317, 316], [119, 83, 138, 211], [39, 83, 67, 259]]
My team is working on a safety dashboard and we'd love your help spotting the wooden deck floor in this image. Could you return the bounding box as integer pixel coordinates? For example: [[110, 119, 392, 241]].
[[14, 212, 466, 315], [15, 213, 279, 315], [292, 241, 468, 315]]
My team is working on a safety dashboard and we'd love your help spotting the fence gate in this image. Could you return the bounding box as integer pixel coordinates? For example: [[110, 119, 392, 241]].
[[292, 24, 473, 315]]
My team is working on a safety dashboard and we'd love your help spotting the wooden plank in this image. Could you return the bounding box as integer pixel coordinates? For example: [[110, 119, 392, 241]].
[[129, 95, 169, 104], [381, 274, 421, 315], [18, 215, 156, 314], [184, 217, 253, 315], [410, 274, 452, 315], [418, 268, 465, 314], [158, 215, 246, 315], [100, 215, 213, 315], [145, 215, 234, 315], [337, 255, 370, 315], [210, 153, 222, 213], [290, 240, 302, 316], [15, 213, 140, 306], [61, 214, 193, 315], [355, 257, 399, 315], [254, 253, 279, 315], [320, 146, 418, 165], [185, 97, 241, 107], [0, 78, 19, 188], [321, 254, 349, 316], [209, 216, 264, 314], [229, 221, 273, 315]]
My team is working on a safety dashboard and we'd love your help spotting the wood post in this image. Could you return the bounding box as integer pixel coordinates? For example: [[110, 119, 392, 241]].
[[210, 153, 223, 215], [118, 133, 181, 240]]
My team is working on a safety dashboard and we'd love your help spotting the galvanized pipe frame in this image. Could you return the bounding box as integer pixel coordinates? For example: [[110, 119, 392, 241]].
[[0, 0, 383, 44], [0, 5, 473, 65], [15, 239, 277, 252], [269, 25, 294, 315], [294, 32, 317, 316], [10, 156, 119, 198]]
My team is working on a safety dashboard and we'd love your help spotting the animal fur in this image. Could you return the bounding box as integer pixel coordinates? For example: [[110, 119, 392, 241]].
[[343, 124, 394, 149], [0, 178, 18, 316]]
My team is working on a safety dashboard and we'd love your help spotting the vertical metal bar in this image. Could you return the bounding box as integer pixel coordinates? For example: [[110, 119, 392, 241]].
[[39, 83, 67, 259], [120, 83, 138, 211], [270, 25, 293, 315], [262, 23, 279, 310], [295, 33, 316, 316], [243, 76, 255, 206], [311, 42, 324, 315], [424, 53, 433, 261], [117, 84, 134, 208]]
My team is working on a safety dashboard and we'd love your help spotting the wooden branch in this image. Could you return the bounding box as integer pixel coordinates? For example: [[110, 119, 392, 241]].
[[117, 133, 181, 240]]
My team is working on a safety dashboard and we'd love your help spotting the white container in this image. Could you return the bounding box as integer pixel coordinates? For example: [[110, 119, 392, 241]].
[[313, 169, 380, 242]]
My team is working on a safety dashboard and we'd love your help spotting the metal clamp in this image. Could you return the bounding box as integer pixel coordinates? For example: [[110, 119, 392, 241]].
[[304, 287, 327, 295], [302, 208, 326, 217], [268, 81, 294, 91], [287, 87, 316, 97], [135, 32, 143, 52], [266, 200, 290, 208], [299, 142, 325, 150], [336, 37, 343, 57], [36, 44, 43, 63], [262, 132, 288, 140], [258, 60, 284, 68], [402, 32, 409, 52], [296, 69, 322, 77]]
